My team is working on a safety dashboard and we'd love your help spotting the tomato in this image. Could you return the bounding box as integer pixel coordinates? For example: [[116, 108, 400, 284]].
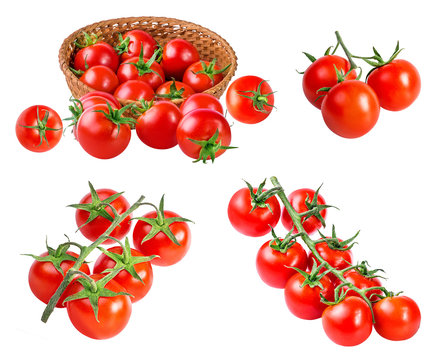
[[16, 105, 63, 152], [113, 80, 155, 102], [79, 65, 119, 94], [226, 76, 274, 124], [161, 39, 200, 80], [256, 239, 307, 288], [284, 271, 334, 320], [367, 59, 420, 111], [133, 210, 191, 266], [156, 80, 196, 101], [373, 295, 421, 341], [80, 91, 121, 109], [74, 34, 119, 72], [322, 296, 373, 346], [65, 274, 132, 339], [180, 93, 223, 116], [136, 101, 182, 149], [76, 104, 133, 159], [302, 55, 357, 109], [281, 188, 327, 235], [176, 109, 233, 162], [116, 29, 158, 62], [93, 246, 153, 303], [80, 95, 120, 111], [72, 185, 132, 244], [342, 269, 383, 301], [28, 250, 90, 308], [183, 59, 229, 92], [321, 80, 380, 138]]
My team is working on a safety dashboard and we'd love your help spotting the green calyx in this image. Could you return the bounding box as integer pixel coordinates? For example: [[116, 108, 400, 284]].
[[317, 225, 359, 251], [244, 178, 281, 213], [132, 99, 154, 116], [93, 103, 137, 135], [298, 185, 335, 228], [352, 41, 403, 68], [156, 79, 185, 100], [114, 33, 130, 55], [345, 260, 386, 280], [74, 32, 99, 49], [193, 58, 230, 85], [132, 195, 193, 246], [126, 45, 162, 79], [237, 80, 275, 113], [189, 129, 237, 164], [269, 227, 303, 254], [63, 97, 83, 133], [20, 106, 62, 147], [291, 261, 330, 289]]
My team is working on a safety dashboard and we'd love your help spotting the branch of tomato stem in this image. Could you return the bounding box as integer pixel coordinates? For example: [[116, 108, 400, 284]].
[[334, 31, 359, 71]]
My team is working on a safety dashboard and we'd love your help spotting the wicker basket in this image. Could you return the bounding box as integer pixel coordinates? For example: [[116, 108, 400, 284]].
[[59, 16, 238, 112]]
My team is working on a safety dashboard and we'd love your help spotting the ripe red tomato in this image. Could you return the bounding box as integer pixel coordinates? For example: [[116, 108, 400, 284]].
[[281, 188, 326, 235], [256, 239, 307, 288], [113, 80, 155, 102], [176, 109, 232, 162], [321, 80, 380, 138], [117, 54, 165, 90], [367, 59, 420, 111], [65, 274, 132, 339], [28, 251, 90, 308], [79, 65, 119, 94], [136, 101, 182, 149], [303, 55, 357, 109], [373, 295, 421, 340], [156, 80, 196, 101], [322, 296, 373, 346], [161, 39, 200, 80], [180, 93, 223, 116], [93, 246, 153, 303], [80, 95, 120, 110], [16, 105, 63, 152], [183, 60, 228, 92], [226, 76, 274, 124], [116, 29, 158, 62], [284, 271, 334, 319], [342, 269, 383, 301], [80, 91, 121, 108], [133, 210, 191, 266], [74, 37, 119, 72]]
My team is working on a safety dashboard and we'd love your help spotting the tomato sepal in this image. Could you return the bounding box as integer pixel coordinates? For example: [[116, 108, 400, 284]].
[[290, 260, 331, 290], [125, 45, 162, 80], [317, 225, 359, 252], [193, 58, 230, 84], [237, 79, 275, 113], [188, 129, 237, 164], [268, 227, 304, 254], [243, 178, 282, 213], [155, 79, 187, 100], [74, 32, 99, 49]]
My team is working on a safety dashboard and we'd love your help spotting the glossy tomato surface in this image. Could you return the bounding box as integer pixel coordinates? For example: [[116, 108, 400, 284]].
[[74, 41, 119, 72], [80, 91, 121, 108], [342, 269, 383, 301], [118, 29, 157, 61], [79, 65, 119, 94], [180, 93, 223, 116], [161, 39, 200, 80], [113, 80, 155, 102], [156, 81, 196, 101], [183, 60, 225, 92], [117, 56, 165, 90]]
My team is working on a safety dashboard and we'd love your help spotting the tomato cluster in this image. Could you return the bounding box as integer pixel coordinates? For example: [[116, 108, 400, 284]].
[[228, 177, 421, 346], [26, 182, 192, 339]]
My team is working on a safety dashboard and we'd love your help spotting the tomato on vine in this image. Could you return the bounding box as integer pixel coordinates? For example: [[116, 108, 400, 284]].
[[341, 261, 384, 301]]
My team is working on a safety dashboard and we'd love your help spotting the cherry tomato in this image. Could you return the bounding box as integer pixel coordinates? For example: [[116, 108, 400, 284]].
[[321, 80, 380, 138], [180, 93, 224, 116], [74, 37, 119, 72], [117, 55, 165, 90], [373, 295, 421, 340], [183, 60, 228, 92], [342, 269, 383, 301], [156, 80, 195, 102], [16, 105, 63, 152], [136, 101, 182, 149], [113, 80, 155, 102], [367, 59, 420, 111], [161, 39, 200, 80], [226, 76, 274, 124], [116, 29, 158, 62], [79, 65, 119, 94], [322, 296, 373, 346], [302, 55, 357, 109], [80, 95, 120, 111], [80, 91, 121, 109]]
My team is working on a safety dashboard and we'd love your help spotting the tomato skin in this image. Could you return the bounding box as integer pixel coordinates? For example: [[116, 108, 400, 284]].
[[180, 93, 223, 116], [113, 80, 155, 102], [16, 105, 63, 152], [80, 95, 120, 111], [367, 59, 421, 111], [322, 296, 373, 346], [136, 101, 182, 149], [303, 55, 357, 109], [226, 76, 274, 124], [342, 270, 383, 301], [117, 57, 165, 90], [80, 65, 119, 94], [75, 188, 131, 244], [119, 30, 157, 62], [256, 240, 307, 288], [373, 296, 421, 340], [93, 247, 153, 303], [80, 91, 121, 109], [132, 210, 191, 266], [65, 274, 132, 340], [183, 61, 225, 92], [228, 188, 280, 237], [28, 251, 90, 308], [321, 80, 380, 138], [74, 42, 119, 72], [284, 271, 334, 319], [156, 81, 196, 101], [161, 39, 200, 80], [281, 188, 326, 235]]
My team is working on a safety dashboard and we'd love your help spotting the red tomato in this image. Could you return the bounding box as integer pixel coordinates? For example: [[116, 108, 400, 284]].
[[80, 91, 121, 108], [79, 65, 119, 94], [136, 101, 182, 149], [281, 188, 327, 235], [16, 105, 63, 152], [322, 296, 373, 346], [342, 269, 383, 301], [161, 39, 200, 80], [156, 80, 196, 101], [74, 37, 119, 72], [183, 59, 229, 92], [284, 271, 334, 319], [117, 54, 165, 90], [373, 295, 421, 340], [76, 104, 132, 159], [180, 93, 223, 116], [93, 246, 153, 303], [176, 109, 232, 162], [80, 95, 120, 110], [302, 55, 357, 109], [28, 251, 90, 308], [367, 59, 420, 111], [256, 239, 307, 288], [226, 76, 274, 124], [65, 274, 132, 339], [113, 80, 155, 102], [321, 80, 380, 138], [116, 29, 158, 62], [133, 210, 191, 266]]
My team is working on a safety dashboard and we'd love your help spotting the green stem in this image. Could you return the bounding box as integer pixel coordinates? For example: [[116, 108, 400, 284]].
[[334, 31, 358, 70]]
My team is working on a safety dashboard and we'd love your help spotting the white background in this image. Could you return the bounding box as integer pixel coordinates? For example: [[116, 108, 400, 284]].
[[1, 0, 434, 358]]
